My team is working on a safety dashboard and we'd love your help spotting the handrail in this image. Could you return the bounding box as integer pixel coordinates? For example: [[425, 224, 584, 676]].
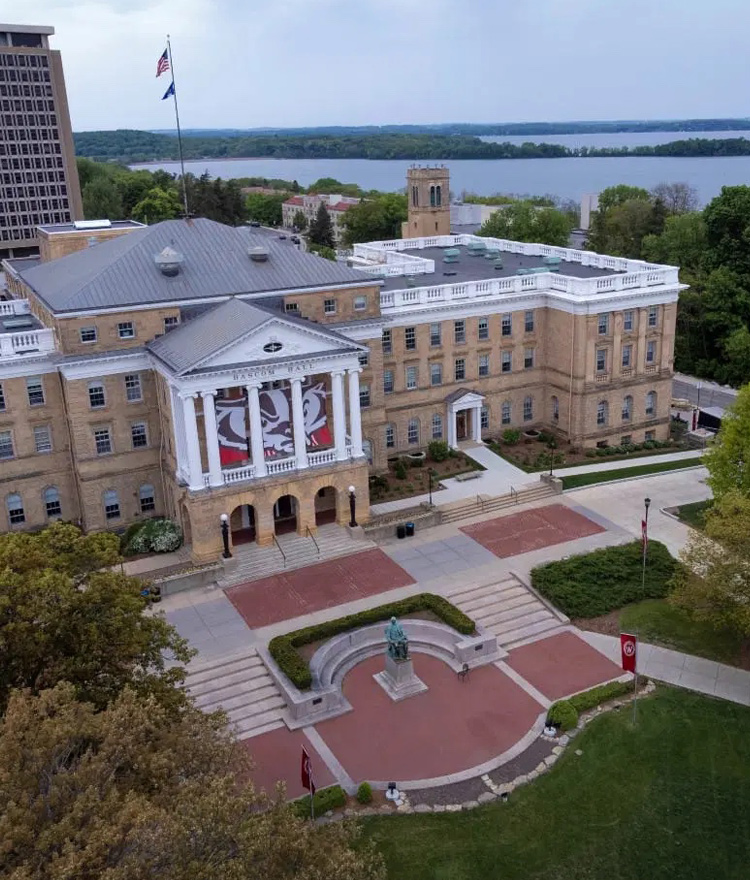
[[510, 486, 518, 503], [273, 534, 287, 567], [305, 525, 320, 556], [476, 494, 484, 511]]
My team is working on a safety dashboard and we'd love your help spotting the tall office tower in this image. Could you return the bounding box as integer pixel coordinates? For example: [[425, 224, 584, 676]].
[[0, 24, 83, 259]]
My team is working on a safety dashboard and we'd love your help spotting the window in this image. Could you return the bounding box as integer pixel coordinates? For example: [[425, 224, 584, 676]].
[[598, 313, 610, 335], [103, 489, 120, 520], [385, 424, 395, 449], [524, 348, 535, 369], [454, 320, 466, 344], [131, 422, 148, 449], [6, 493, 24, 525], [648, 305, 658, 328], [622, 344, 632, 369], [454, 358, 466, 381], [501, 351, 512, 373], [284, 302, 299, 314], [405, 327, 416, 350], [383, 370, 394, 394], [478, 353, 490, 377], [139, 483, 155, 513], [523, 396, 533, 422], [88, 383, 106, 409], [621, 435, 633, 446], [646, 340, 656, 364], [44, 486, 61, 518], [382, 329, 392, 354], [597, 400, 609, 426], [79, 326, 97, 344], [26, 376, 44, 406], [359, 383, 370, 408], [164, 315, 179, 331], [501, 401, 511, 425], [524, 310, 535, 333], [358, 350, 369, 368], [0, 431, 13, 459], [431, 413, 443, 439], [622, 395, 633, 421], [324, 298, 336, 315], [407, 418, 419, 445], [645, 391, 656, 417], [406, 365, 418, 390], [0, 383, 5, 412], [501, 314, 512, 336], [117, 321, 135, 339], [429, 323, 441, 347], [478, 317, 489, 341], [94, 428, 112, 455], [430, 362, 442, 386], [353, 295, 367, 311], [481, 406, 489, 430], [623, 310, 634, 332], [125, 373, 142, 402], [552, 396, 559, 422], [645, 430, 656, 442], [596, 349, 607, 373], [33, 425, 51, 453]]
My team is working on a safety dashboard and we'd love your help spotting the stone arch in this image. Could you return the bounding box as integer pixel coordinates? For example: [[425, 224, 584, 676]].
[[179, 502, 193, 546], [273, 493, 299, 536], [314, 485, 337, 526], [229, 502, 257, 545]]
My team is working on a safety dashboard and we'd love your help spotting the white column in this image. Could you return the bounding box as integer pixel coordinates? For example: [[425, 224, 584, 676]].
[[347, 368, 364, 458], [473, 405, 482, 442], [290, 376, 309, 469], [170, 386, 187, 480], [201, 390, 223, 487], [331, 370, 347, 461], [246, 383, 267, 477], [180, 392, 204, 490], [447, 405, 457, 449]]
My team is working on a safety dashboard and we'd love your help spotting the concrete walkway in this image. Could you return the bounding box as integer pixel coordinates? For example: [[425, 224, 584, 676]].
[[579, 631, 750, 707]]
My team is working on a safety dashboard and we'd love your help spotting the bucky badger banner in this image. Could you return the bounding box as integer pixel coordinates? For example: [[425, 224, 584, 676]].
[[215, 381, 332, 464]]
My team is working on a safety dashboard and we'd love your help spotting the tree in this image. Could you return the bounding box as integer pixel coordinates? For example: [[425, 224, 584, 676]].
[[0, 521, 191, 714], [341, 194, 407, 246], [308, 243, 336, 260], [0, 683, 385, 880], [651, 182, 699, 215], [597, 184, 651, 212], [703, 185, 750, 276], [308, 202, 335, 249], [292, 209, 308, 231], [245, 191, 287, 227], [307, 177, 363, 198], [477, 201, 572, 247], [704, 383, 750, 499], [82, 176, 124, 221], [640, 212, 707, 273], [131, 186, 182, 223]]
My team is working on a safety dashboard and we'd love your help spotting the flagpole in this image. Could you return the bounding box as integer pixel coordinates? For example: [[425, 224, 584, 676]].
[[633, 633, 638, 726], [166, 35, 189, 217]]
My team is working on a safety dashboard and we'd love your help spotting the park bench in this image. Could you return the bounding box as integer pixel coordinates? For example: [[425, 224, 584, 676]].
[[454, 470, 482, 482]]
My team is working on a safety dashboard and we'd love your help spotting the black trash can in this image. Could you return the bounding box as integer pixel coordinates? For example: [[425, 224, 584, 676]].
[[405, 522, 415, 537], [396, 524, 406, 539]]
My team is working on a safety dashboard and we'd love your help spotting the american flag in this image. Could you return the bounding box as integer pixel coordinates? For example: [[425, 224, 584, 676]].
[[156, 49, 169, 78]]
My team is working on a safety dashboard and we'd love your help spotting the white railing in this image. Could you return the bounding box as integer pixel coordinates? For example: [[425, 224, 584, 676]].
[[308, 448, 337, 466], [200, 445, 351, 489], [0, 299, 31, 316], [224, 464, 257, 484], [0, 327, 57, 359], [266, 457, 297, 475]]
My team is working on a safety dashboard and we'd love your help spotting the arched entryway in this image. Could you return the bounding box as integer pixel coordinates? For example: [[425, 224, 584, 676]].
[[180, 502, 193, 546], [314, 486, 337, 526], [273, 494, 298, 535], [230, 504, 257, 545]]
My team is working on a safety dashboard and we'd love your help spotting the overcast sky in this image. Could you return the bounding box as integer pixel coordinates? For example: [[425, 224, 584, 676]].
[[4, 0, 750, 131]]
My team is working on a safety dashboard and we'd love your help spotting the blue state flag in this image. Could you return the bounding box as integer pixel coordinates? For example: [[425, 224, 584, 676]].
[[161, 81, 175, 100]]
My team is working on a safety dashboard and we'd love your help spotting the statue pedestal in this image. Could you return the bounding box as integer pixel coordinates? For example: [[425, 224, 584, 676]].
[[373, 654, 428, 702]]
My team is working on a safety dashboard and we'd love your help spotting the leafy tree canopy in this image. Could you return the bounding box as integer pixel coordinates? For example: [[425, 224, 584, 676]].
[[477, 201, 572, 247], [131, 186, 182, 224], [245, 191, 287, 227], [704, 383, 750, 499], [340, 193, 407, 247]]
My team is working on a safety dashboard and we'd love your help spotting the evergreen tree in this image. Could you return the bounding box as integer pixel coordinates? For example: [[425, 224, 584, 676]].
[[82, 176, 124, 221], [292, 209, 307, 231], [308, 202, 335, 249]]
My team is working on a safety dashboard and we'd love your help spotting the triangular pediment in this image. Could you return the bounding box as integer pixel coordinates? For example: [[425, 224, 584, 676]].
[[446, 388, 485, 407]]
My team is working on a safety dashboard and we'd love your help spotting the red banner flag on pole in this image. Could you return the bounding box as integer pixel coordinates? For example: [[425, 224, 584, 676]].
[[641, 518, 648, 552], [620, 632, 637, 673], [301, 746, 315, 795]]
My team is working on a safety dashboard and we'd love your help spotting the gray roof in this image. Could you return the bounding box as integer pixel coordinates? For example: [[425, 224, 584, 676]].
[[148, 297, 362, 375], [19, 218, 374, 314]]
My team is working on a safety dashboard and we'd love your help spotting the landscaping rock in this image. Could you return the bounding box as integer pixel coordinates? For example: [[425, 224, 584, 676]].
[[445, 804, 461, 812], [463, 800, 479, 810], [527, 770, 539, 781], [397, 805, 412, 813], [535, 762, 546, 773], [478, 792, 496, 804], [414, 804, 432, 813], [559, 735, 570, 746], [552, 746, 563, 755], [433, 804, 446, 813], [379, 805, 392, 813], [544, 754, 558, 767], [575, 749, 583, 756]]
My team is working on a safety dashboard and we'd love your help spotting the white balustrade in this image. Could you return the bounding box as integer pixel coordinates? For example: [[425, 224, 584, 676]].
[[223, 464, 257, 483], [0, 299, 31, 316], [0, 327, 57, 359], [308, 448, 337, 466], [267, 457, 297, 475]]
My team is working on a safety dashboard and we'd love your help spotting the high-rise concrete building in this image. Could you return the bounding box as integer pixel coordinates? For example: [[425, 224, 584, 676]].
[[0, 24, 83, 259]]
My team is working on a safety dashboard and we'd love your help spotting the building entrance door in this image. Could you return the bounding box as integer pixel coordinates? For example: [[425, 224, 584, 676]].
[[274, 495, 298, 535], [456, 411, 468, 441]]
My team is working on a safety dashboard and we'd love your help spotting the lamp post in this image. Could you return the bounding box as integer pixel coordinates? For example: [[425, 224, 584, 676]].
[[428, 468, 434, 507], [641, 497, 651, 591], [348, 485, 357, 528], [547, 439, 556, 478], [220, 513, 232, 559]]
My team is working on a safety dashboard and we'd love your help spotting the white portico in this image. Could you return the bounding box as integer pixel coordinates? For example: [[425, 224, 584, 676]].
[[445, 388, 485, 448]]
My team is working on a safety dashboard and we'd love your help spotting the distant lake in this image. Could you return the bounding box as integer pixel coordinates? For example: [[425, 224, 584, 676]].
[[132, 130, 750, 206]]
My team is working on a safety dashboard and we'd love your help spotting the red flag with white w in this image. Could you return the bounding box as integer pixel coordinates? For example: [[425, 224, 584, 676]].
[[301, 746, 315, 795], [641, 518, 648, 552]]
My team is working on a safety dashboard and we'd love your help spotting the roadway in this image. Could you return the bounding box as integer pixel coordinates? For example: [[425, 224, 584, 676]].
[[672, 373, 738, 411]]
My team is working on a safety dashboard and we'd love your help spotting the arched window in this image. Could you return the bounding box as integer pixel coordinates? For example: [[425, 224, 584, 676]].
[[597, 400, 609, 426], [435, 185, 442, 207], [385, 424, 396, 449], [501, 400, 511, 425], [431, 413, 443, 440], [139, 484, 155, 513], [407, 418, 420, 445], [6, 492, 24, 525], [103, 489, 120, 521], [622, 395, 633, 422], [523, 396, 533, 422], [362, 439, 373, 465], [411, 185, 419, 207], [551, 395, 559, 422], [645, 391, 656, 417], [430, 185, 436, 207], [43, 486, 61, 519]]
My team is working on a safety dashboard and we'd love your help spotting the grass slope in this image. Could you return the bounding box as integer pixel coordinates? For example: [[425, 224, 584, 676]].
[[673, 499, 713, 530], [363, 688, 750, 880], [561, 457, 702, 489]]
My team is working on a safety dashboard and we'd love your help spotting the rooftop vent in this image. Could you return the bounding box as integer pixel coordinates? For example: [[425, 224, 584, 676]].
[[155, 246, 184, 277], [74, 219, 112, 230], [249, 245, 269, 263]]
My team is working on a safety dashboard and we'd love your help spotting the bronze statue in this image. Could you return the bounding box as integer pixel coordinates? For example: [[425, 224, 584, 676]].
[[385, 616, 409, 660]]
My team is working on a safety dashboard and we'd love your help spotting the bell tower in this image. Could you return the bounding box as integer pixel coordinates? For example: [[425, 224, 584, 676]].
[[402, 166, 451, 238]]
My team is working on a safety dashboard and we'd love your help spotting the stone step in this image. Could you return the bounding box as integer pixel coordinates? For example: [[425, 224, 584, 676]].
[[440, 485, 555, 523], [189, 668, 274, 701], [231, 694, 287, 723], [455, 585, 527, 613], [491, 608, 555, 637], [445, 579, 519, 604], [476, 599, 543, 628], [233, 711, 286, 740], [502, 619, 567, 650], [195, 682, 280, 713], [185, 652, 263, 688]]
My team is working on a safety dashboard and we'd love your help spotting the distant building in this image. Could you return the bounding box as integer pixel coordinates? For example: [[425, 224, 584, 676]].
[[0, 24, 83, 259], [580, 193, 600, 232], [450, 202, 503, 232], [282, 194, 360, 243]]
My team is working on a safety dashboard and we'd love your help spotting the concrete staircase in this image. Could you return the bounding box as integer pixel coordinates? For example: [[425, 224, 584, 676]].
[[440, 482, 556, 525], [185, 647, 287, 740], [446, 574, 566, 650], [218, 524, 375, 588]]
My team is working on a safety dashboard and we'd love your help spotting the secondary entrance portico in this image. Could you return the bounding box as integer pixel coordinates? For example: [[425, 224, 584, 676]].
[[445, 388, 485, 448]]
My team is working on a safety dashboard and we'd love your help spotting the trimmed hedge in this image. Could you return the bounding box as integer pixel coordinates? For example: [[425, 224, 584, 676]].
[[293, 784, 347, 818], [547, 700, 578, 731], [547, 679, 638, 731], [357, 781, 373, 804], [269, 593, 475, 690], [530, 540, 677, 618]]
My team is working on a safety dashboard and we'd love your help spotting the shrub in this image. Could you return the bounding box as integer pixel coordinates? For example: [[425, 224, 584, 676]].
[[124, 518, 183, 556], [643, 440, 656, 450], [410, 457, 424, 468], [595, 448, 607, 457], [584, 449, 597, 458], [502, 428, 521, 445], [356, 782, 373, 804], [394, 460, 408, 480], [428, 440, 450, 462], [293, 784, 347, 818], [547, 700, 578, 731], [530, 540, 677, 618], [369, 474, 388, 493], [569, 680, 634, 714]]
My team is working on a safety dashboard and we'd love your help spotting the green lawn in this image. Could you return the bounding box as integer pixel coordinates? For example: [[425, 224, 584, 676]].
[[363, 688, 750, 880], [673, 499, 713, 530], [561, 457, 703, 489]]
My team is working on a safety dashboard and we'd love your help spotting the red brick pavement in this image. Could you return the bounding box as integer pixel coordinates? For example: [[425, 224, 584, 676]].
[[460, 503, 604, 558], [507, 631, 624, 700], [226, 548, 415, 628], [240, 727, 335, 799]]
